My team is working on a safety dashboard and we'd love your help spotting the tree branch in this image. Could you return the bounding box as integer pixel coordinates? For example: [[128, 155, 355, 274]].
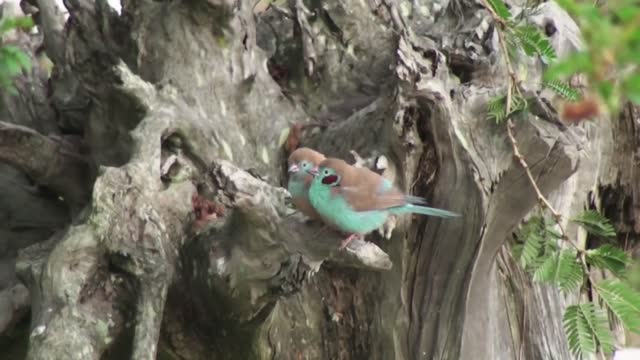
[[0, 122, 92, 211], [211, 160, 393, 272]]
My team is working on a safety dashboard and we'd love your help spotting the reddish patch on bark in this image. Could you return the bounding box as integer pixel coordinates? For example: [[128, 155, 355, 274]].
[[286, 123, 303, 154], [192, 194, 224, 228], [561, 97, 600, 124], [267, 60, 288, 83]]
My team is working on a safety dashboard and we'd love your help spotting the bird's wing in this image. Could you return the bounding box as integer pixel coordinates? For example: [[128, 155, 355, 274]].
[[338, 167, 408, 211]]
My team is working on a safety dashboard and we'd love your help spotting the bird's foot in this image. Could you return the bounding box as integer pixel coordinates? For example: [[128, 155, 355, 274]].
[[339, 234, 362, 250]]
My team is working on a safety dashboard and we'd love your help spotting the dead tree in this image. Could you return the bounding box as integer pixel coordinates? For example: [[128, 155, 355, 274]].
[[0, 0, 637, 359]]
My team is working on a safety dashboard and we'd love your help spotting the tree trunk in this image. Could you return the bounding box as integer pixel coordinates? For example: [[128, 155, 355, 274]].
[[0, 0, 637, 359]]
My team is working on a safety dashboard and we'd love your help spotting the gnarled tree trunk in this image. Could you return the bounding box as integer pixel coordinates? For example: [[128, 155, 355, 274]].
[[0, 0, 637, 359]]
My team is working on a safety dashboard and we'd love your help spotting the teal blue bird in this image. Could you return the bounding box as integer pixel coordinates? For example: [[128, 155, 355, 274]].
[[287, 147, 326, 220], [308, 158, 459, 249]]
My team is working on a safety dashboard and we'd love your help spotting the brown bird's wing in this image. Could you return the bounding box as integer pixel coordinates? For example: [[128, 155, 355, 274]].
[[337, 166, 407, 212]]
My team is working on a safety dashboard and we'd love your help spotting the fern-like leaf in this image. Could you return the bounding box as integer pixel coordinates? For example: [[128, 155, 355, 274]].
[[595, 280, 640, 334], [486, 94, 528, 123], [586, 245, 630, 277], [533, 249, 583, 292], [512, 24, 557, 62], [563, 303, 615, 357], [486, 0, 512, 20], [515, 218, 546, 269], [486, 95, 507, 123], [571, 210, 616, 239], [544, 79, 581, 101]]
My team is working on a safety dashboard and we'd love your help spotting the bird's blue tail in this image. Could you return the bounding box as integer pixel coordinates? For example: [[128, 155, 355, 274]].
[[391, 203, 460, 218]]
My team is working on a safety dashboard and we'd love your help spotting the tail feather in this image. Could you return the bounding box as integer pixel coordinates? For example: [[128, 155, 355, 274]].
[[404, 194, 429, 205], [392, 203, 460, 218]]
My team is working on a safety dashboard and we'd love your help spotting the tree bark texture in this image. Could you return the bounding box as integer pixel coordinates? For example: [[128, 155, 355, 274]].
[[0, 0, 637, 360]]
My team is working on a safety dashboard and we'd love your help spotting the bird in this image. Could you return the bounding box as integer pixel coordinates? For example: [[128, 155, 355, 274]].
[[287, 147, 326, 220], [307, 158, 459, 249]]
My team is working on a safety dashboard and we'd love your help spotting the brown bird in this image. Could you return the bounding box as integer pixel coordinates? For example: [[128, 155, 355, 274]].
[[287, 147, 326, 220], [307, 158, 459, 248]]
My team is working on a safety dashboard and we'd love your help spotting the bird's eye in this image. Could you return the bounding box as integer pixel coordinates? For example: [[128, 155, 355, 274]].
[[323, 169, 329, 175], [301, 161, 309, 169]]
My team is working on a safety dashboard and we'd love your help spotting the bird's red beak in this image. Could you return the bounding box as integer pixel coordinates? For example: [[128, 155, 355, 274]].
[[288, 164, 299, 173], [308, 166, 319, 176]]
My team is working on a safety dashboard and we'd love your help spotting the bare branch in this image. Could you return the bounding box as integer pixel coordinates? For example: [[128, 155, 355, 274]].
[[212, 160, 393, 272], [0, 122, 92, 210], [31, 0, 67, 64]]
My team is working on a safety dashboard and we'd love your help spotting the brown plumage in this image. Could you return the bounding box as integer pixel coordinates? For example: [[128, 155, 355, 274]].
[[317, 158, 409, 211], [288, 147, 325, 170], [287, 147, 326, 219]]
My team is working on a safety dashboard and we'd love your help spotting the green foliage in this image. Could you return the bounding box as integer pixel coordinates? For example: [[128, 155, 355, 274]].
[[586, 245, 630, 277], [595, 280, 640, 334], [0, 16, 33, 34], [513, 214, 636, 357], [571, 210, 616, 239], [0, 15, 34, 94], [533, 249, 583, 292], [486, 0, 512, 20], [543, 53, 593, 81], [487, 0, 640, 356], [543, 79, 581, 101], [514, 217, 583, 292], [510, 24, 556, 62], [513, 216, 559, 269], [486, 93, 528, 123], [563, 303, 615, 357], [547, 0, 640, 112], [482, 0, 575, 122]]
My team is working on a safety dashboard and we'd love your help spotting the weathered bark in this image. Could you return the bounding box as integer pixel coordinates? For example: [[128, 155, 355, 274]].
[[0, 0, 637, 360]]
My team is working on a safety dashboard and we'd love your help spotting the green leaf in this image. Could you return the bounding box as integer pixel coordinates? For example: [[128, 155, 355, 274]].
[[0, 45, 31, 71], [512, 25, 557, 62], [533, 249, 583, 292], [595, 280, 640, 334], [486, 95, 507, 123], [563, 303, 616, 357], [543, 52, 592, 81], [543, 79, 581, 101], [614, 4, 640, 24], [586, 245, 630, 277], [0, 16, 34, 35], [622, 74, 640, 105], [486, 0, 511, 20], [514, 217, 546, 269], [486, 93, 528, 123], [0, 55, 22, 77], [571, 210, 616, 239]]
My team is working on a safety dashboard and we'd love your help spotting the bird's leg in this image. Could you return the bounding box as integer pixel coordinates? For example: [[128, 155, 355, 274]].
[[339, 233, 361, 250]]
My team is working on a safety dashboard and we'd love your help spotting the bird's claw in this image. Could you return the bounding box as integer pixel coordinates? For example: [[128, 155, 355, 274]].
[[339, 234, 362, 250]]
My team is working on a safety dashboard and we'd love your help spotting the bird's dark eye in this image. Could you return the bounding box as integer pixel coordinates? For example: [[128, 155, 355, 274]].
[[301, 161, 309, 169], [323, 169, 329, 175]]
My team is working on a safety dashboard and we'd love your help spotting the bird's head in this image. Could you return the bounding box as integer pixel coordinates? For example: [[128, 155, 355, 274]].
[[315, 158, 350, 187], [287, 147, 325, 178]]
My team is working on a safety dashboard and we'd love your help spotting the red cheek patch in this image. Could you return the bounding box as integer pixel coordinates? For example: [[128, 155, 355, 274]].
[[322, 174, 339, 185]]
